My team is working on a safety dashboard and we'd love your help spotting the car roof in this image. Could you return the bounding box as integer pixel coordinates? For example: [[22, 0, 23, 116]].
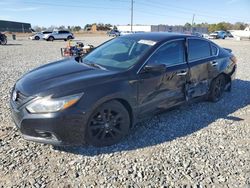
[[121, 32, 189, 42]]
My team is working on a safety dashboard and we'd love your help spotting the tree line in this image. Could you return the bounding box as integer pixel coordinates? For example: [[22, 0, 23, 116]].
[[33, 22, 248, 33], [185, 22, 248, 32], [32, 23, 114, 32]]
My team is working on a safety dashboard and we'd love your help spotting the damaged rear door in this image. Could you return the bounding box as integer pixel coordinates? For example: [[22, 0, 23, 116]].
[[186, 38, 213, 99]]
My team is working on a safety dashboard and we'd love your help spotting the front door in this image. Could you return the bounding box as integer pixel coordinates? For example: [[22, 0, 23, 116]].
[[137, 39, 188, 116]]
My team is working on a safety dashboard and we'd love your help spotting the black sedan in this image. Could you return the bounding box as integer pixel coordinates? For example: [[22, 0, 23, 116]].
[[10, 33, 237, 147]]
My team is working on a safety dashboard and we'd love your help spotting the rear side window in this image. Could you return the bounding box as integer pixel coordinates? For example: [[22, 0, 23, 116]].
[[188, 39, 211, 61], [59, 31, 69, 34], [211, 44, 218, 56], [148, 40, 185, 66]]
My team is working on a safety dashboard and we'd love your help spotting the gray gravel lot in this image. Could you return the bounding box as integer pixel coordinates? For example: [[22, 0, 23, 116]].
[[0, 36, 249, 187]]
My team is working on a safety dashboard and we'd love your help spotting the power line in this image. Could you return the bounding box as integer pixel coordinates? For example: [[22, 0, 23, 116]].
[[136, 0, 248, 22], [7, 0, 128, 10]]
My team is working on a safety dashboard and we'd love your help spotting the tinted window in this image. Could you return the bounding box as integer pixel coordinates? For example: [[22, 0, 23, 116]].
[[211, 44, 218, 56], [188, 39, 211, 61], [59, 31, 69, 34], [83, 37, 153, 69], [43, 31, 51, 34], [148, 40, 185, 66]]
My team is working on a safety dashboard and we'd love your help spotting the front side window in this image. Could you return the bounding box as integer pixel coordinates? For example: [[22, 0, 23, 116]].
[[188, 39, 211, 61], [82, 37, 154, 70], [148, 40, 185, 66]]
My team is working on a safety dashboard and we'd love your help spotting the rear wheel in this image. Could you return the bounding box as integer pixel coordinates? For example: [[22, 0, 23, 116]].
[[86, 101, 130, 147], [35, 36, 40, 40], [48, 36, 54, 41], [208, 74, 226, 102]]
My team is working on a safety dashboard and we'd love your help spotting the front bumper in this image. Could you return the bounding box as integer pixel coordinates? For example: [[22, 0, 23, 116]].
[[10, 100, 88, 146]]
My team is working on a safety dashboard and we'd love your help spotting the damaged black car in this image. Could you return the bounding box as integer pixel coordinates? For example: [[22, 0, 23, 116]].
[[10, 33, 237, 147]]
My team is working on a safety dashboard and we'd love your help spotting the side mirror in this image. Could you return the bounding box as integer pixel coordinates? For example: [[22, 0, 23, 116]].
[[143, 63, 166, 73]]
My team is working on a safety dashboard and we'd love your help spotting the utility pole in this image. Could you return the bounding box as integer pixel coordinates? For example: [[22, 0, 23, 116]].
[[131, 0, 134, 32], [191, 14, 195, 33]]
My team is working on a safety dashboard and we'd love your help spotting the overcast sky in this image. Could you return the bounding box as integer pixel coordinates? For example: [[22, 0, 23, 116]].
[[0, 0, 249, 27]]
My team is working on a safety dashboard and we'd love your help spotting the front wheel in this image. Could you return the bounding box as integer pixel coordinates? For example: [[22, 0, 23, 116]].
[[0, 38, 7, 45], [67, 36, 73, 40], [86, 101, 130, 147], [208, 74, 226, 102]]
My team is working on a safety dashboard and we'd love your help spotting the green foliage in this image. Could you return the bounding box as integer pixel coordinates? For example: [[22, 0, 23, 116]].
[[83, 23, 113, 31], [184, 22, 192, 28]]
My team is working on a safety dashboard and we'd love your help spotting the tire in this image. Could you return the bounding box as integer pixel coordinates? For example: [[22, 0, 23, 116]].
[[208, 74, 226, 102], [35, 36, 40, 40], [67, 36, 73, 40], [1, 38, 7, 45], [86, 100, 130, 147], [48, 36, 54, 41]]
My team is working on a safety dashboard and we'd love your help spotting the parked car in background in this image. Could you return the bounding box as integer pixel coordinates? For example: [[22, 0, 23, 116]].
[[202, 33, 210, 39], [10, 33, 237, 147], [192, 32, 204, 38], [29, 31, 52, 40], [225, 31, 234, 38], [43, 30, 74, 41], [209, 30, 227, 39], [107, 30, 120, 37]]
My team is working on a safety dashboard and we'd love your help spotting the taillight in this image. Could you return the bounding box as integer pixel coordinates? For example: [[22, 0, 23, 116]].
[[231, 55, 237, 64]]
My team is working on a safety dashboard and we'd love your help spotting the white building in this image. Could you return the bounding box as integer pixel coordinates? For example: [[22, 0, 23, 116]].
[[117, 25, 151, 32], [117, 25, 208, 34]]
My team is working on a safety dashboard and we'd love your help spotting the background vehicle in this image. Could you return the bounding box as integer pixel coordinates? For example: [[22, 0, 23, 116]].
[[0, 32, 7, 45], [192, 32, 204, 38], [10, 33, 237, 147], [107, 30, 120, 37], [29, 31, 52, 40], [209, 30, 227, 39], [225, 31, 234, 38], [43, 30, 74, 41]]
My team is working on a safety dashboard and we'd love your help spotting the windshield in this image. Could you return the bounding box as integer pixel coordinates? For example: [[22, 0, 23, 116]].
[[82, 37, 155, 70]]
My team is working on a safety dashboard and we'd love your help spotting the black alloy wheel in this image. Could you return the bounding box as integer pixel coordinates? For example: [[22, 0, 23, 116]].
[[209, 74, 226, 102], [35, 36, 40, 40], [86, 101, 130, 147]]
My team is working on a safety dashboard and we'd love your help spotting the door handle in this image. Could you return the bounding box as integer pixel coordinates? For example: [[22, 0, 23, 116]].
[[211, 61, 218, 66], [176, 70, 187, 76]]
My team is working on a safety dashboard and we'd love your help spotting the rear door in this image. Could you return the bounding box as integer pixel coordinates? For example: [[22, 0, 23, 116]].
[[137, 39, 189, 115], [58, 31, 65, 39], [186, 38, 214, 99]]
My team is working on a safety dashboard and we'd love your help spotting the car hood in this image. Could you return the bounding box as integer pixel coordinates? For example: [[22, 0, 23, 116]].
[[15, 58, 116, 96]]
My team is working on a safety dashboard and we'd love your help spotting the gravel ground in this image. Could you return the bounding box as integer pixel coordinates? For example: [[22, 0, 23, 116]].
[[0, 37, 249, 187]]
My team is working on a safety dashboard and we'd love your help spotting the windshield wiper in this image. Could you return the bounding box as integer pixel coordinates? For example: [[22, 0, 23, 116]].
[[83, 60, 107, 70]]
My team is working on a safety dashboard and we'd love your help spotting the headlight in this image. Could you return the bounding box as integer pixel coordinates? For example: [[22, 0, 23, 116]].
[[26, 93, 83, 113]]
